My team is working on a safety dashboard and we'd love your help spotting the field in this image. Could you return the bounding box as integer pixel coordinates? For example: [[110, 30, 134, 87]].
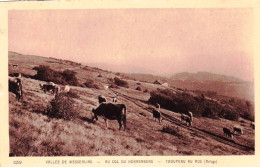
[[9, 51, 254, 156]]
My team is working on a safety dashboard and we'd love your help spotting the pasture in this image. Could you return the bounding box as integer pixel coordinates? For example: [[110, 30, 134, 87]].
[[8, 52, 254, 156]]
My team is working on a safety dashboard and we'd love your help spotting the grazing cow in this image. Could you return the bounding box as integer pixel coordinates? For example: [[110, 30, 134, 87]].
[[9, 77, 23, 101], [155, 103, 160, 109], [112, 93, 118, 103], [56, 85, 70, 94], [39, 83, 56, 94], [188, 111, 193, 121], [12, 64, 18, 69], [98, 95, 106, 104], [233, 126, 243, 135], [250, 122, 255, 130], [92, 103, 127, 130], [9, 73, 22, 78], [152, 109, 162, 124], [112, 97, 117, 103], [223, 127, 233, 138], [181, 114, 192, 126]]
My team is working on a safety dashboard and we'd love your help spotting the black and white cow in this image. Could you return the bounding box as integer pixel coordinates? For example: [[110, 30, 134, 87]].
[[92, 103, 127, 131]]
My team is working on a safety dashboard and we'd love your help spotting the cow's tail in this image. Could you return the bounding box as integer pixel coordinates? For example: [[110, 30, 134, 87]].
[[122, 104, 127, 130]]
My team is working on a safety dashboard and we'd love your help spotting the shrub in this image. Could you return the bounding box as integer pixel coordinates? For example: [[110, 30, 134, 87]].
[[136, 86, 142, 91], [61, 70, 79, 86], [33, 65, 79, 86], [47, 93, 76, 120], [148, 88, 241, 121], [219, 109, 239, 121], [84, 79, 99, 89], [162, 125, 183, 139], [114, 77, 129, 88], [202, 107, 218, 119], [33, 65, 56, 82]]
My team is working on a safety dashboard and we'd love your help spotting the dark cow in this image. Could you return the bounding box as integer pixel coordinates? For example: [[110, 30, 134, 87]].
[[9, 73, 22, 78], [9, 77, 23, 101], [98, 95, 106, 104], [152, 109, 162, 123], [39, 83, 57, 94], [92, 103, 127, 130], [112, 93, 118, 103], [187, 111, 193, 121], [223, 127, 233, 138], [112, 97, 117, 103], [181, 114, 192, 126], [233, 126, 243, 135]]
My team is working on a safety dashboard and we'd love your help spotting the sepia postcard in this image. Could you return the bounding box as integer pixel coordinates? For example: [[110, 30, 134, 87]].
[[0, 0, 260, 167]]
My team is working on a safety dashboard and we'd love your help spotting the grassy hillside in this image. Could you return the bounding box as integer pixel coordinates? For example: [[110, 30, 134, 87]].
[[8, 51, 255, 156]]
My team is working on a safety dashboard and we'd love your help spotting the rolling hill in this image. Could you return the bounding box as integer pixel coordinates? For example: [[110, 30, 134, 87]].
[[169, 72, 254, 101], [8, 51, 255, 156]]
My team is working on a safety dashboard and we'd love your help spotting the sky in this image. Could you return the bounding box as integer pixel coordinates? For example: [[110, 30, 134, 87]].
[[8, 8, 254, 81]]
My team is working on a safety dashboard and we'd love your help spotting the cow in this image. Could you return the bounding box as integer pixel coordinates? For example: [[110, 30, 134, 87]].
[[188, 111, 193, 121], [92, 103, 127, 131], [155, 103, 160, 109], [181, 114, 192, 126], [250, 122, 255, 130], [223, 127, 233, 138], [112, 93, 118, 103], [55, 85, 70, 94], [39, 83, 56, 94], [98, 95, 106, 104], [152, 109, 162, 124], [9, 77, 23, 101], [112, 97, 118, 103], [9, 73, 22, 78], [12, 64, 18, 69], [233, 126, 243, 135]]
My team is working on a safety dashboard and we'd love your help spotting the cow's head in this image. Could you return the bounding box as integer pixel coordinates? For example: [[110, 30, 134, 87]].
[[92, 108, 98, 121]]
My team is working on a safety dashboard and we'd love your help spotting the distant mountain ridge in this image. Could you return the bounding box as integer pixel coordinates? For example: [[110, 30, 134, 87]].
[[168, 72, 254, 101], [170, 72, 244, 83]]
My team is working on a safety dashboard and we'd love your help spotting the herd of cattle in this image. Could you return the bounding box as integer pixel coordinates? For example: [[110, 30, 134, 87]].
[[9, 72, 255, 138]]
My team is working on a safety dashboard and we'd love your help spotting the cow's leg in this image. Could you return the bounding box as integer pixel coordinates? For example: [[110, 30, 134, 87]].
[[104, 118, 108, 128], [123, 115, 127, 131], [117, 119, 122, 131]]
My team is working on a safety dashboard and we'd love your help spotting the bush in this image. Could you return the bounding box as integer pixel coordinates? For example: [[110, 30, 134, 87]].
[[162, 125, 183, 139], [114, 77, 129, 88], [61, 70, 79, 86], [33, 65, 79, 86], [148, 88, 241, 121], [47, 93, 76, 120], [202, 107, 218, 119], [33, 65, 56, 82], [220, 109, 239, 121], [136, 86, 142, 91], [84, 79, 99, 89]]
